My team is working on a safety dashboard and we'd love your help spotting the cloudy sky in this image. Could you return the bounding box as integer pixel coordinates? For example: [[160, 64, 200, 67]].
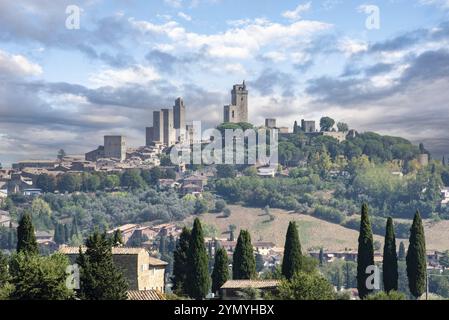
[[0, 0, 449, 166]]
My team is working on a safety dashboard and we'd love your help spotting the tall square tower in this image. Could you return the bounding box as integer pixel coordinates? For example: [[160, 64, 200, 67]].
[[224, 81, 248, 123]]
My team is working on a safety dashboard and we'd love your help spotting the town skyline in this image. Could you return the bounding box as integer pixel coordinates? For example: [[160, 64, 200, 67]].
[[1, 0, 449, 166]]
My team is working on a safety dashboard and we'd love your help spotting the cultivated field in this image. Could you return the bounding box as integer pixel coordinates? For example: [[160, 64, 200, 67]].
[[181, 205, 449, 252]]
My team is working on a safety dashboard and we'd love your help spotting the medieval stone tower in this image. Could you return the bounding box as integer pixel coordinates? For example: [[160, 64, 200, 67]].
[[224, 81, 248, 123]]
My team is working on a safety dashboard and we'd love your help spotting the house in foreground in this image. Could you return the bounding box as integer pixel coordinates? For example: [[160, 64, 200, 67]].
[[220, 280, 280, 300], [127, 290, 165, 300], [59, 247, 168, 292]]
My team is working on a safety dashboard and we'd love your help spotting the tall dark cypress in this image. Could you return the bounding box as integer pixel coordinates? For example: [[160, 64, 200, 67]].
[[112, 229, 124, 247], [211, 247, 229, 295], [64, 224, 71, 243], [172, 227, 191, 295], [16, 213, 38, 255], [186, 219, 211, 300], [281, 221, 302, 279], [232, 230, 256, 280], [383, 217, 398, 293], [77, 231, 128, 300], [406, 211, 427, 299], [71, 216, 79, 238], [357, 203, 374, 299]]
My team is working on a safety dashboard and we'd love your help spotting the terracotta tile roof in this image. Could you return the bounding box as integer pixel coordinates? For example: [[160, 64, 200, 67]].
[[127, 290, 165, 300], [221, 280, 280, 289]]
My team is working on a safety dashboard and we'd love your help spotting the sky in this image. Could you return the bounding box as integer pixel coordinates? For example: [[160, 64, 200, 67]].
[[0, 0, 449, 166]]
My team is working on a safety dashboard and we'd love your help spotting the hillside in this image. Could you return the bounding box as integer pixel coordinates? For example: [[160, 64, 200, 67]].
[[181, 205, 448, 252]]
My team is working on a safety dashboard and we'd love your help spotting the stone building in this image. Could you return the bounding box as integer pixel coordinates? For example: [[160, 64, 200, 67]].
[[301, 119, 316, 133], [265, 118, 277, 128], [85, 146, 104, 162], [145, 127, 154, 147], [224, 81, 248, 123], [173, 97, 185, 130], [220, 280, 280, 300], [152, 110, 164, 144], [162, 109, 176, 146], [60, 247, 168, 292], [104, 136, 126, 162]]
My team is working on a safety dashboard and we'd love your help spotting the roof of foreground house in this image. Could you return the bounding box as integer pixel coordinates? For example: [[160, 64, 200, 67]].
[[127, 290, 165, 300], [221, 280, 280, 290]]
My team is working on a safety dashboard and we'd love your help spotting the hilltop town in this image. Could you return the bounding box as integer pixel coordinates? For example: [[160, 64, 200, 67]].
[[1, 82, 449, 301]]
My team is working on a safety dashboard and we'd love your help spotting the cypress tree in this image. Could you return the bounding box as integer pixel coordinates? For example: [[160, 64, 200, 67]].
[[357, 203, 374, 299], [383, 217, 398, 293], [319, 247, 325, 266], [281, 221, 302, 279], [398, 242, 406, 261], [232, 230, 256, 280], [77, 231, 128, 300], [159, 235, 167, 255], [64, 224, 71, 243], [172, 227, 191, 295], [71, 216, 79, 238], [211, 247, 229, 295], [112, 229, 124, 247], [406, 211, 427, 299], [17, 213, 38, 255], [54, 223, 61, 245], [186, 218, 211, 300]]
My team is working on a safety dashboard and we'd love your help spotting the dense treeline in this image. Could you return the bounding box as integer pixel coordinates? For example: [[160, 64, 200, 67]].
[[36, 167, 177, 193]]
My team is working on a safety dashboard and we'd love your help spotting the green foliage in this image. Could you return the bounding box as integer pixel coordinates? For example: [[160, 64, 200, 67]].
[[186, 219, 211, 300], [112, 229, 124, 247], [313, 205, 345, 224], [276, 272, 335, 300], [194, 198, 209, 215], [337, 122, 349, 132], [172, 227, 191, 295], [57, 174, 82, 193], [365, 290, 406, 300], [383, 217, 398, 293], [9, 252, 73, 300], [357, 204, 374, 299], [216, 165, 236, 179], [211, 247, 229, 295], [36, 174, 56, 193], [77, 231, 128, 300], [281, 222, 302, 280], [232, 230, 256, 280], [214, 199, 226, 213], [406, 211, 427, 298], [120, 169, 145, 189], [17, 213, 38, 255], [320, 117, 335, 132]]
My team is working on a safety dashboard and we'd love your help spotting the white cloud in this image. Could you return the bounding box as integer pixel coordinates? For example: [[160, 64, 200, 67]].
[[338, 37, 368, 56], [178, 12, 192, 21], [419, 0, 449, 9], [282, 2, 312, 21], [88, 65, 160, 88], [164, 0, 183, 8], [0, 50, 42, 77], [130, 17, 332, 59]]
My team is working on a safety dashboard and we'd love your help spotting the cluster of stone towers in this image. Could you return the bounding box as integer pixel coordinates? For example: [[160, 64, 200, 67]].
[[224, 81, 248, 124], [146, 97, 186, 147], [146, 82, 249, 147]]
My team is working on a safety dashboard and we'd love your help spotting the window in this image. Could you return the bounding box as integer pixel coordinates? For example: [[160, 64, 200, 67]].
[[232, 111, 235, 118]]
